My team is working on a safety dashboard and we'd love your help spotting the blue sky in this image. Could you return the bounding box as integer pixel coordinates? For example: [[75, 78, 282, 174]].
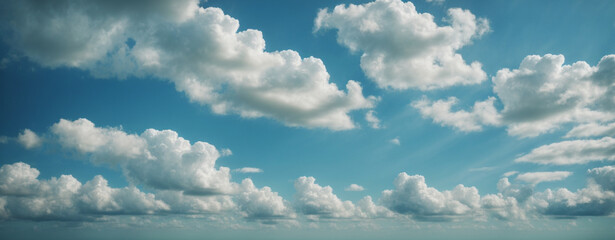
[[0, 0, 614, 239]]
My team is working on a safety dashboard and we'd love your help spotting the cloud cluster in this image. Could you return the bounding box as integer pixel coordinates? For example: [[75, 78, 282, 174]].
[[3, 118, 296, 222], [0, 0, 376, 130], [414, 54, 615, 138], [51, 118, 235, 195], [529, 182, 615, 217], [0, 162, 169, 221], [294, 176, 392, 219], [315, 0, 488, 90], [380, 173, 481, 220]]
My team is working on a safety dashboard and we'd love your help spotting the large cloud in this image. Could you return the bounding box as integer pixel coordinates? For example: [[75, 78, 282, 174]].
[[50, 118, 235, 195], [0, 162, 169, 221], [529, 183, 615, 217], [515, 137, 615, 165], [380, 173, 481, 220], [413, 54, 615, 137], [293, 176, 392, 219], [17, 118, 304, 221], [0, 0, 376, 130], [315, 0, 488, 90]]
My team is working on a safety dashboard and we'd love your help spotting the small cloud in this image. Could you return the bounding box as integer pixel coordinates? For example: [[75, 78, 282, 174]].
[[17, 129, 42, 149], [468, 166, 496, 172], [221, 148, 232, 156], [425, 0, 445, 4], [234, 167, 263, 173], [503, 171, 518, 177], [345, 184, 365, 192], [390, 137, 400, 145], [0, 136, 9, 144], [516, 171, 572, 185], [365, 110, 381, 129]]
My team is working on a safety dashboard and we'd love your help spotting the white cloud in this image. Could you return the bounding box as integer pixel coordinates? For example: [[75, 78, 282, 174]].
[[588, 165, 615, 191], [425, 0, 445, 4], [0, 162, 40, 196], [529, 182, 615, 217], [496, 166, 615, 218], [234, 167, 263, 174], [50, 118, 235, 195], [565, 122, 615, 138], [0, 162, 169, 221], [515, 137, 615, 165], [315, 0, 488, 90], [468, 166, 495, 172], [365, 110, 381, 129], [17, 129, 42, 149], [415, 54, 615, 138], [516, 171, 572, 185], [493, 54, 615, 137], [380, 173, 481, 220], [345, 184, 365, 192], [412, 96, 500, 132], [77, 175, 170, 215], [0, 1, 376, 131], [293, 176, 391, 219], [502, 171, 519, 177], [480, 193, 525, 220], [0, 136, 8, 144], [220, 148, 233, 156], [390, 137, 400, 145], [155, 190, 234, 214], [236, 178, 295, 221]]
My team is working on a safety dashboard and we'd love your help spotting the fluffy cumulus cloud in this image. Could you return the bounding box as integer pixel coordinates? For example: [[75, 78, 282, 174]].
[[236, 179, 295, 222], [0, 0, 376, 131], [529, 180, 615, 217], [487, 167, 615, 218], [515, 171, 572, 185], [315, 0, 488, 90], [412, 96, 500, 132], [293, 176, 392, 219], [0, 162, 169, 221], [17, 129, 42, 149], [50, 118, 235, 195], [515, 137, 615, 165], [480, 193, 525, 220], [12, 118, 308, 221], [588, 166, 615, 192], [380, 173, 481, 220], [415, 54, 615, 138], [493, 54, 615, 137]]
